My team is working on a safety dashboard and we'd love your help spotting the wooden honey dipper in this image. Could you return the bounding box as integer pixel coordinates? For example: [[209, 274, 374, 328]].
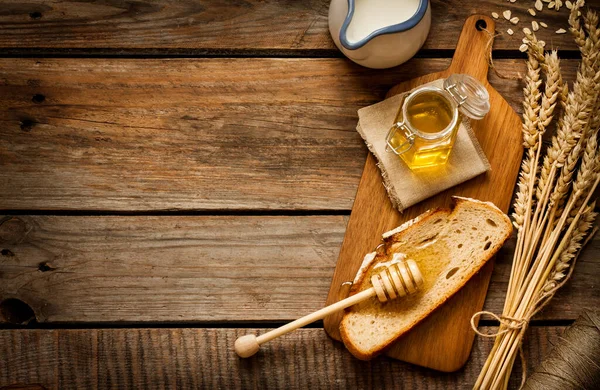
[[235, 259, 424, 358]]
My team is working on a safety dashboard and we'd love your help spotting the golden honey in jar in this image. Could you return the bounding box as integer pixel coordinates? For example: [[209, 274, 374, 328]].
[[386, 74, 490, 170]]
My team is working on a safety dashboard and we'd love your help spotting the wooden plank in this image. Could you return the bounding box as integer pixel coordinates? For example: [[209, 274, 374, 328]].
[[0, 326, 565, 389], [0, 58, 580, 211], [0, 0, 589, 52], [0, 57, 429, 211], [0, 215, 597, 323], [0, 215, 346, 323]]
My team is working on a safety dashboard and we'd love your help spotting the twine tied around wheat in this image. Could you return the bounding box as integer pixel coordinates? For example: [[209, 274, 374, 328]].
[[471, 311, 529, 338]]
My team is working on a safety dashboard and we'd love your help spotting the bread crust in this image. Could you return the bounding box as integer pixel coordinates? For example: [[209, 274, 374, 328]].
[[339, 197, 513, 360]]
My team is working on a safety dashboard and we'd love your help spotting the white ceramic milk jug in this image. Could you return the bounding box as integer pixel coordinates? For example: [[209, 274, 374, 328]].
[[329, 0, 431, 69]]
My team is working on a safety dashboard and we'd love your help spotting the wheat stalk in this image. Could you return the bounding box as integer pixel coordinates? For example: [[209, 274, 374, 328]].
[[507, 45, 567, 309], [512, 39, 543, 230], [516, 85, 589, 306], [474, 2, 600, 388], [517, 3, 599, 283], [507, 37, 546, 309], [549, 7, 600, 227]]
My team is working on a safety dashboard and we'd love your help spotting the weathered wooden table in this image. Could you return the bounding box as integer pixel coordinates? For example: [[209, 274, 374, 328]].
[[0, 1, 598, 389]]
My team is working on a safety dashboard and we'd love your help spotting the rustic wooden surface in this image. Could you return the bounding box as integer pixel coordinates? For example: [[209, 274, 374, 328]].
[[0, 58, 580, 211], [0, 327, 565, 389], [0, 0, 581, 52], [0, 216, 597, 324], [1, 0, 599, 388]]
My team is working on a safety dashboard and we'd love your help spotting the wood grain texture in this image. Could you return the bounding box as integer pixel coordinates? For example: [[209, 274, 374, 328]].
[[0, 58, 580, 211], [0, 215, 345, 323], [0, 326, 565, 390], [0, 57, 424, 211], [324, 16, 524, 372], [0, 0, 590, 52], [0, 215, 597, 324]]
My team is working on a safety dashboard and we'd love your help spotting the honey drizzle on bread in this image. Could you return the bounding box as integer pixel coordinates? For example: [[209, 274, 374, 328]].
[[340, 197, 512, 360]]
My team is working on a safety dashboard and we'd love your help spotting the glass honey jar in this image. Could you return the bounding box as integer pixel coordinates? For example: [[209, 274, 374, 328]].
[[385, 74, 490, 170]]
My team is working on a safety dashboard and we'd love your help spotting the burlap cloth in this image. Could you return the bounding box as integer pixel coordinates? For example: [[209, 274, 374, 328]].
[[356, 79, 491, 211]]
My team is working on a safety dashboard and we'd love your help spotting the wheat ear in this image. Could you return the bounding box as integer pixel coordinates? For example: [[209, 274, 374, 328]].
[[507, 39, 545, 308], [543, 202, 597, 294]]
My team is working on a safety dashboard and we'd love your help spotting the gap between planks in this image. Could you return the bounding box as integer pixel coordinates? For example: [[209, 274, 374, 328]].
[[0, 49, 582, 60], [0, 319, 575, 331]]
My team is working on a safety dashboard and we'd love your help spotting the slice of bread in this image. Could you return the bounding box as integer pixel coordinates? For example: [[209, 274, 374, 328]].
[[340, 196, 512, 360]]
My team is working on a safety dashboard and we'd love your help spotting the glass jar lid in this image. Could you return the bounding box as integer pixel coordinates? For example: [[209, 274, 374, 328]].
[[443, 74, 490, 120]]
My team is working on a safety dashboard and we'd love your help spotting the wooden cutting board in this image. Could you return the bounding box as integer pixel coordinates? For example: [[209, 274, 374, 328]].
[[323, 15, 523, 372]]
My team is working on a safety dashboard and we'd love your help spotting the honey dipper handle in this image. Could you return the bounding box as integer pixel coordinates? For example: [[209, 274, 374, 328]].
[[258, 288, 375, 344], [235, 288, 375, 358]]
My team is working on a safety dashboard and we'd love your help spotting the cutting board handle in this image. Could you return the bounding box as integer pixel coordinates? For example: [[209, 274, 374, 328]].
[[448, 15, 495, 85]]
